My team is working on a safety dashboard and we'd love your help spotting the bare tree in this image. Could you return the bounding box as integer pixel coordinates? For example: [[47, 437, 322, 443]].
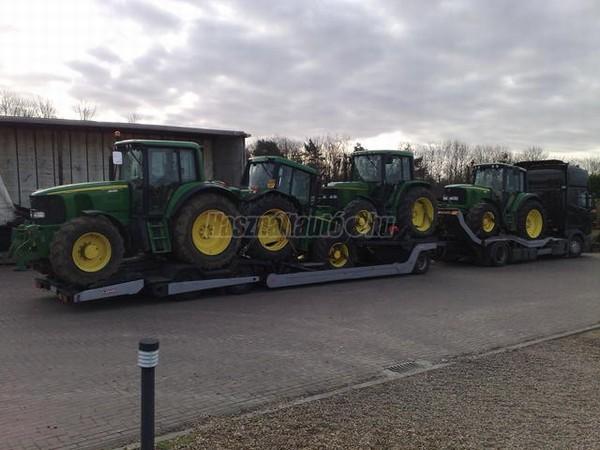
[[35, 97, 57, 118], [0, 89, 57, 118], [517, 146, 548, 161], [127, 112, 140, 123], [73, 100, 97, 120]]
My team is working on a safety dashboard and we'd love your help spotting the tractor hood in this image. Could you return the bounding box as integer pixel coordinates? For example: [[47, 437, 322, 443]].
[[319, 181, 370, 210], [31, 181, 129, 197], [28, 181, 131, 226], [441, 184, 493, 209]]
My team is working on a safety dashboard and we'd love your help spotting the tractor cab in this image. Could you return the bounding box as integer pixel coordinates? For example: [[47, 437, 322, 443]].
[[111, 140, 203, 216], [242, 156, 318, 210], [472, 163, 526, 198], [320, 150, 415, 212]]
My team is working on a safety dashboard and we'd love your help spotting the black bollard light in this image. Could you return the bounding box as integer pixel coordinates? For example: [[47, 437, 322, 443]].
[[138, 338, 159, 450]]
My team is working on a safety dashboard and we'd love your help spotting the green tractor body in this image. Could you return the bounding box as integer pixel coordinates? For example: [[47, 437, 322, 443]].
[[440, 163, 546, 239], [318, 150, 437, 238], [11, 140, 243, 285]]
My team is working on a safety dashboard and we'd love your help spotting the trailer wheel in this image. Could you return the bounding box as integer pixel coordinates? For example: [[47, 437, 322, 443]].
[[516, 200, 546, 240], [568, 235, 583, 258], [487, 241, 510, 266], [412, 252, 431, 274], [311, 238, 355, 269], [244, 194, 297, 261], [344, 199, 378, 237], [398, 187, 438, 238], [49, 216, 124, 286], [467, 202, 500, 238], [173, 193, 241, 270]]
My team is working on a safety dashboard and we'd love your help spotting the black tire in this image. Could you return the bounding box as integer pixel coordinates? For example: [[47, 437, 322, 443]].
[[343, 199, 378, 237], [568, 235, 583, 258], [310, 238, 355, 269], [487, 241, 510, 266], [412, 252, 431, 274], [244, 194, 298, 261], [397, 187, 437, 238], [49, 216, 124, 286], [466, 202, 501, 238], [516, 199, 546, 240], [173, 193, 241, 270]]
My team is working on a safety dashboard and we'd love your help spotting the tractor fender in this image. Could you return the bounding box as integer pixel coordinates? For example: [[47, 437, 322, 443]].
[[242, 190, 302, 213], [165, 183, 240, 220], [510, 193, 541, 213], [81, 210, 132, 252]]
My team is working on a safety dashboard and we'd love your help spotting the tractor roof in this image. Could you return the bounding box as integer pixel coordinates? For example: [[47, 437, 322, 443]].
[[115, 139, 201, 149], [353, 150, 413, 158], [249, 155, 318, 175], [475, 162, 526, 172]]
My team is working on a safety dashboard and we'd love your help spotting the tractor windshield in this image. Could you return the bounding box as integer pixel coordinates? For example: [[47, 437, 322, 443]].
[[473, 167, 504, 192], [248, 162, 277, 190], [116, 147, 144, 183], [352, 154, 382, 182]]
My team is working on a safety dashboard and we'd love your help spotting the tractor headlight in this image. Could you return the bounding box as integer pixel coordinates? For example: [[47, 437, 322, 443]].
[[30, 209, 46, 219], [329, 194, 338, 199]]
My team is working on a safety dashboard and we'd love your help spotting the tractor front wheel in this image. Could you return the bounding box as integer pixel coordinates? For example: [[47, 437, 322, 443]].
[[49, 216, 124, 286], [467, 202, 500, 238], [244, 194, 298, 261], [516, 200, 546, 240], [173, 193, 240, 270], [311, 238, 355, 269], [344, 199, 378, 237], [398, 187, 437, 237]]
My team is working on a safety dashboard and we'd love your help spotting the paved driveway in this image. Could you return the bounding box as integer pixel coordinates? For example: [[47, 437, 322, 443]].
[[1, 255, 600, 449]]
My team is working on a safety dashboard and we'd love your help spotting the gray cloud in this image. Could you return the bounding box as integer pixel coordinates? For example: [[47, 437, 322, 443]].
[[67, 0, 600, 153]]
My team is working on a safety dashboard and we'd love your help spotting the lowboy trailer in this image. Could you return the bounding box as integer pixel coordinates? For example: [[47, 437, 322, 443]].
[[35, 241, 437, 303]]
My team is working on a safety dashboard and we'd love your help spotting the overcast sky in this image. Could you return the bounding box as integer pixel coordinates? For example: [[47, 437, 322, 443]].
[[1, 0, 599, 155]]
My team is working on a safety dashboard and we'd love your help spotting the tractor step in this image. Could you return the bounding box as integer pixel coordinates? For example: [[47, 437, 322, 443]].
[[146, 220, 171, 253]]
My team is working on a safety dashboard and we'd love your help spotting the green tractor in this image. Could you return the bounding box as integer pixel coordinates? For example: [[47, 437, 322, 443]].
[[440, 163, 546, 239], [318, 150, 438, 239], [10, 140, 244, 286], [239, 155, 349, 268]]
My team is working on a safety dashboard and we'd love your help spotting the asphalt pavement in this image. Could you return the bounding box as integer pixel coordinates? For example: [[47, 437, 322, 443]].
[[0, 254, 599, 449]]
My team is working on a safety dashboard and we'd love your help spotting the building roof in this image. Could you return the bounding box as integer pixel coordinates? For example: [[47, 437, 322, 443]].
[[0, 116, 250, 137]]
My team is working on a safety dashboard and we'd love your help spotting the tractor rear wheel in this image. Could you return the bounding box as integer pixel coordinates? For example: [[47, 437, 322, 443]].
[[173, 193, 240, 270], [516, 200, 546, 240], [49, 216, 124, 286], [245, 194, 298, 261], [311, 238, 355, 269], [467, 202, 500, 238], [398, 187, 437, 237], [344, 199, 378, 237]]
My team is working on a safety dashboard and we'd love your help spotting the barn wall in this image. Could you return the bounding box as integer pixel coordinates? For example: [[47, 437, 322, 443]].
[[0, 124, 244, 208]]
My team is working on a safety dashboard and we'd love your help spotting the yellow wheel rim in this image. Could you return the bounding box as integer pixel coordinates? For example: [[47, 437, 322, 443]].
[[192, 209, 233, 256], [329, 242, 350, 268], [412, 197, 434, 232], [482, 211, 496, 233], [72, 232, 112, 272], [257, 208, 291, 252], [354, 209, 374, 234], [525, 209, 543, 239]]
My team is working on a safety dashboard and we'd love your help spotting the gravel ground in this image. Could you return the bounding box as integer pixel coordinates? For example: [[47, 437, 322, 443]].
[[162, 329, 600, 449]]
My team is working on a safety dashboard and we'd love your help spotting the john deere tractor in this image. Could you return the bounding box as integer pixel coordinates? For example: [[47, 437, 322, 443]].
[[10, 140, 243, 286], [239, 155, 350, 269], [318, 150, 438, 239], [440, 163, 546, 240]]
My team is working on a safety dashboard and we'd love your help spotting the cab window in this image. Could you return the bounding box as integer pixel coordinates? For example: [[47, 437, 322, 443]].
[[291, 170, 311, 203], [149, 148, 179, 186], [385, 156, 411, 184], [179, 149, 197, 183]]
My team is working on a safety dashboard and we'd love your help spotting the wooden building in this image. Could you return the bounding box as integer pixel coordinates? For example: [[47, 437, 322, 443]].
[[0, 117, 248, 207]]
